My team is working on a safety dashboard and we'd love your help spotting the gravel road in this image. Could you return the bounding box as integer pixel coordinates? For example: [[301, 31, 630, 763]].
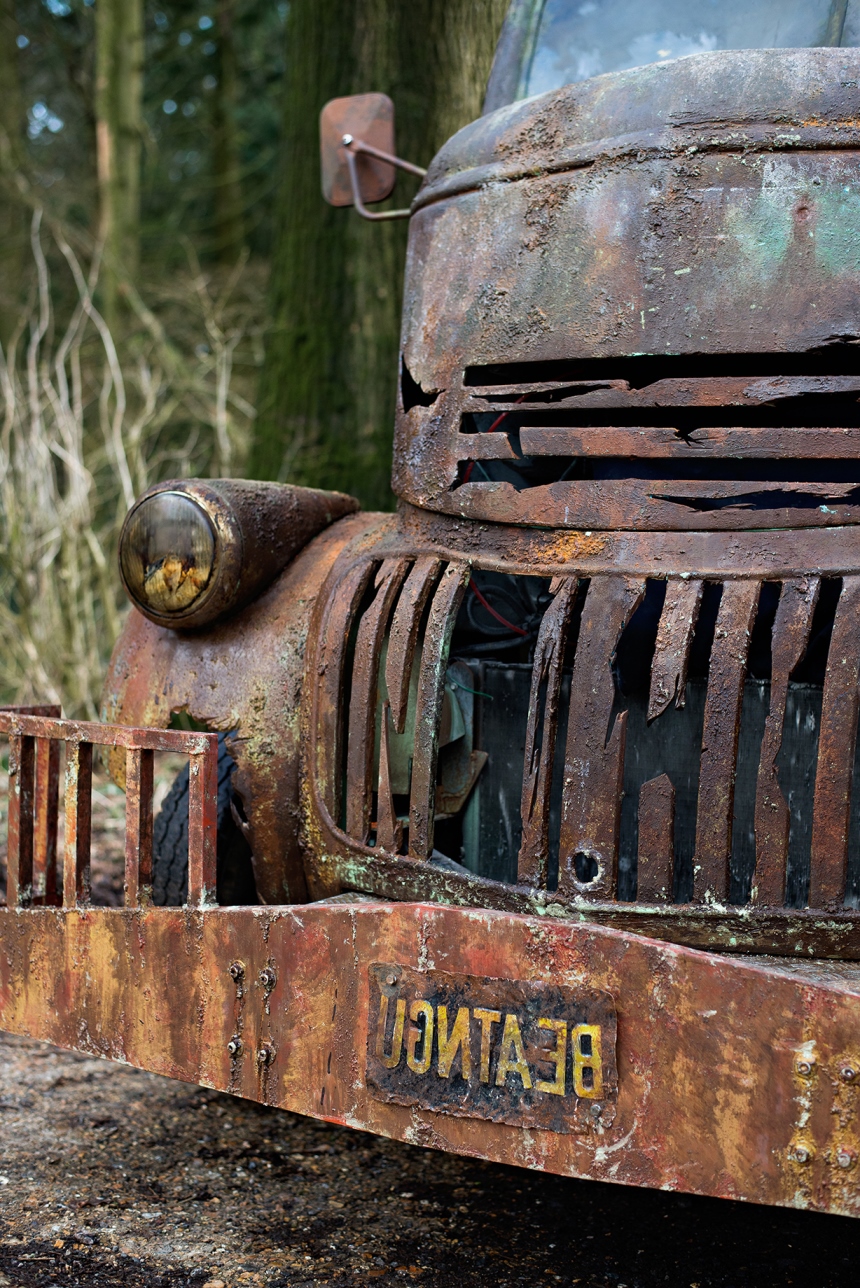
[[1, 1031, 859, 1288]]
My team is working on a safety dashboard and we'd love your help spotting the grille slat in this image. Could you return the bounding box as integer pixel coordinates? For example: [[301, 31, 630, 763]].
[[557, 576, 645, 901], [636, 774, 675, 903], [385, 556, 441, 735], [692, 580, 760, 904], [407, 563, 470, 860], [752, 578, 820, 906], [810, 576, 860, 907], [345, 559, 409, 845], [315, 558, 376, 826], [517, 578, 577, 889], [648, 578, 703, 721]]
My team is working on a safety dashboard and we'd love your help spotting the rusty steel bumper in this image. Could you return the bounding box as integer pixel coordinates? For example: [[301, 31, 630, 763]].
[[2, 900, 860, 1219], [1, 707, 859, 1219]]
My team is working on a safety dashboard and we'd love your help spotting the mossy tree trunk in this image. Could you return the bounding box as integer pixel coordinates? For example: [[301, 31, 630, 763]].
[[251, 0, 509, 511], [0, 0, 25, 346], [95, 0, 143, 326], [212, 0, 244, 263]]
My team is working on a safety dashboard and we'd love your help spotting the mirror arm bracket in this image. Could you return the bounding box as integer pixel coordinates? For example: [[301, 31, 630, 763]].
[[342, 135, 426, 222]]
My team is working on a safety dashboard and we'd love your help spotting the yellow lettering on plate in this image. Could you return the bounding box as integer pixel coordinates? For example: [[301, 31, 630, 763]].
[[473, 1008, 502, 1084], [377, 994, 406, 1069], [495, 1013, 532, 1090], [436, 1005, 471, 1081], [572, 1023, 603, 1098], [405, 999, 434, 1074], [535, 1018, 567, 1095]]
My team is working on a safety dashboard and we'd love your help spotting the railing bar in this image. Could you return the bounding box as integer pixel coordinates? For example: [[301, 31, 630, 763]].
[[188, 742, 218, 907], [0, 711, 216, 754], [125, 747, 154, 908], [63, 741, 92, 909]]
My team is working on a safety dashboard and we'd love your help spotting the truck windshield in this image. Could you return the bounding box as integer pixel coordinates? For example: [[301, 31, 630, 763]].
[[525, 0, 858, 98]]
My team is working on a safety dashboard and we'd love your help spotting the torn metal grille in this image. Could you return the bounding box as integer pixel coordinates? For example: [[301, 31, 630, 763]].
[[309, 552, 860, 952]]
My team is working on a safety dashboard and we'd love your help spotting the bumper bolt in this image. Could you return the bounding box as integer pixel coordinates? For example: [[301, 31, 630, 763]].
[[796, 1059, 814, 1077], [257, 1044, 275, 1067], [259, 967, 277, 991], [791, 1146, 812, 1164], [228, 961, 245, 982], [840, 1065, 858, 1084], [836, 1148, 857, 1170], [227, 1036, 243, 1058]]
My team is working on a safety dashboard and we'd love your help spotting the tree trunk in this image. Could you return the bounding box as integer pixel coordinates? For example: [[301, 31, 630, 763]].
[[95, 0, 143, 326], [251, 0, 509, 510], [212, 0, 244, 263], [0, 0, 25, 345]]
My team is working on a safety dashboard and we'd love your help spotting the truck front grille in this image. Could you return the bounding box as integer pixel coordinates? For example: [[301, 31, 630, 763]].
[[313, 555, 860, 920]]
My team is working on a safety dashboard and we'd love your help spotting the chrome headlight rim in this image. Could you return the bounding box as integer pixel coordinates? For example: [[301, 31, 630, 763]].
[[118, 480, 244, 630]]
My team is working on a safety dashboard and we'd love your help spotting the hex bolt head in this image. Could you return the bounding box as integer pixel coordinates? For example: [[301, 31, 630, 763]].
[[792, 1146, 812, 1164], [227, 1036, 243, 1058], [228, 961, 245, 982], [257, 1044, 275, 1067], [795, 1059, 814, 1077], [259, 967, 277, 991], [385, 974, 397, 987], [840, 1065, 858, 1084], [836, 1148, 857, 1170]]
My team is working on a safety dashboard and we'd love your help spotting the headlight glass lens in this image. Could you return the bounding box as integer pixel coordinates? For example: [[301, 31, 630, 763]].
[[120, 492, 216, 615]]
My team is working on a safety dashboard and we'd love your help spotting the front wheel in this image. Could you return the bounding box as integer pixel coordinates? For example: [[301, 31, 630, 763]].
[[152, 733, 257, 906]]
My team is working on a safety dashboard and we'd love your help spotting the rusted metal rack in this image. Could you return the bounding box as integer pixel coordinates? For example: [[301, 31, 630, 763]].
[[0, 709, 218, 910]]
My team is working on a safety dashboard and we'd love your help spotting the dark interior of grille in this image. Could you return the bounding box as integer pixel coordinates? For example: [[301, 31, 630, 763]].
[[351, 568, 860, 910]]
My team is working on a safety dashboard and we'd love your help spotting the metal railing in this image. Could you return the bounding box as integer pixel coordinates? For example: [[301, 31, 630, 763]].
[[0, 708, 218, 909]]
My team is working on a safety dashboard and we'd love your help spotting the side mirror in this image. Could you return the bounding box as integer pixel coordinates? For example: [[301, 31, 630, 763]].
[[319, 92, 426, 222]]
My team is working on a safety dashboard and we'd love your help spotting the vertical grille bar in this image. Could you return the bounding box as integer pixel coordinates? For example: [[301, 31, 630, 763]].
[[809, 575, 860, 908], [63, 741, 92, 909], [315, 559, 377, 825], [692, 579, 760, 903], [752, 578, 820, 906], [557, 576, 645, 900], [345, 558, 410, 843], [637, 773, 675, 901], [518, 577, 577, 887], [648, 579, 703, 720], [385, 556, 442, 734], [376, 701, 403, 853], [408, 562, 470, 859], [125, 747, 155, 907]]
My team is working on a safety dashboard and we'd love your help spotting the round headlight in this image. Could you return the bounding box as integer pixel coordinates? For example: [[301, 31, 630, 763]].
[[120, 491, 216, 617]]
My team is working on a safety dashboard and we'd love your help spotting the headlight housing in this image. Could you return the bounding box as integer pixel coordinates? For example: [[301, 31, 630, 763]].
[[118, 478, 359, 630]]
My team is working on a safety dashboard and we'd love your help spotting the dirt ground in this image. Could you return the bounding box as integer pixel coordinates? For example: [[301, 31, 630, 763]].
[[1, 1031, 860, 1288]]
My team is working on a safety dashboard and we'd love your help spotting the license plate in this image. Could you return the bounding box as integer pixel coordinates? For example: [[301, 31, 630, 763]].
[[366, 964, 617, 1132]]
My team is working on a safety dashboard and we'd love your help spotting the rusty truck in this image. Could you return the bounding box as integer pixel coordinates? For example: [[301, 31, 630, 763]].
[[3, 0, 860, 1219]]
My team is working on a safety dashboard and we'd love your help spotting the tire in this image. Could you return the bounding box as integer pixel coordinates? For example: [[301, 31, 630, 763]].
[[152, 733, 257, 907]]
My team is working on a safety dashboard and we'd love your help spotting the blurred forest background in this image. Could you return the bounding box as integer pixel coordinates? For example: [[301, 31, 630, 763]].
[[0, 0, 509, 715]]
